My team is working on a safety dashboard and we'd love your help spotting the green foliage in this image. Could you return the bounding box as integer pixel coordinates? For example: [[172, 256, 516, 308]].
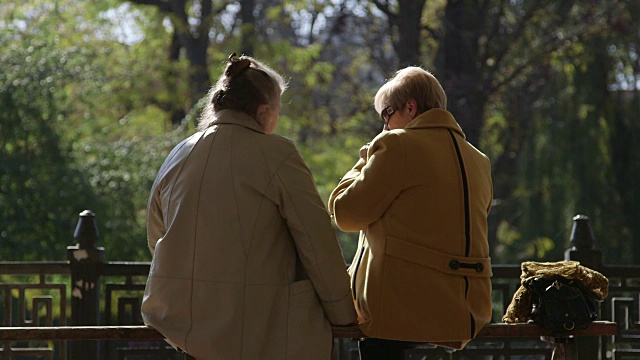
[[2, 0, 640, 267], [296, 133, 368, 262], [70, 123, 190, 261], [0, 0, 188, 261], [0, 14, 100, 260], [475, 1, 640, 264]]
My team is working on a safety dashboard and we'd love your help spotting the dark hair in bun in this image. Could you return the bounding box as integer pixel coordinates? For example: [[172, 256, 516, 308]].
[[225, 53, 251, 77], [198, 53, 287, 130]]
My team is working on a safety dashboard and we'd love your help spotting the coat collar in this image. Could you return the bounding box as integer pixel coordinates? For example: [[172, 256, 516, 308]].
[[404, 108, 465, 139], [210, 109, 265, 133]]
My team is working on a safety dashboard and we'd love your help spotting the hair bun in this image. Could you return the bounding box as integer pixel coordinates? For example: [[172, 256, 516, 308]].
[[214, 89, 226, 105], [226, 53, 251, 77]]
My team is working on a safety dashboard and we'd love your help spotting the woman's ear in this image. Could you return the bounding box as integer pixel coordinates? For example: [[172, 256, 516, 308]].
[[256, 104, 270, 126], [406, 99, 418, 118], [256, 104, 277, 134]]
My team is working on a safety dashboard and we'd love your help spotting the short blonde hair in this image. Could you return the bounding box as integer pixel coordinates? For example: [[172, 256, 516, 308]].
[[374, 67, 447, 115]]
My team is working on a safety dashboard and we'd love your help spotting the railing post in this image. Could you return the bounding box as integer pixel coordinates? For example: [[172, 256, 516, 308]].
[[564, 214, 603, 360], [564, 214, 603, 270], [67, 210, 104, 360]]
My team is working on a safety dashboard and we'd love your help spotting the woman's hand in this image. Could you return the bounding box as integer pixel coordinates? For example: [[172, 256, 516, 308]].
[[359, 143, 370, 159]]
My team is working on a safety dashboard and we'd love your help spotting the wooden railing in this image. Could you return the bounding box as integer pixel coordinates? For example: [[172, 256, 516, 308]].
[[1, 212, 639, 360], [0, 322, 620, 360]]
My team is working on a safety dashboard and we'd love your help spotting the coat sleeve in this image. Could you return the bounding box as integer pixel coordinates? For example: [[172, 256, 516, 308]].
[[146, 183, 165, 256], [273, 148, 357, 326], [145, 135, 195, 257], [328, 132, 406, 232]]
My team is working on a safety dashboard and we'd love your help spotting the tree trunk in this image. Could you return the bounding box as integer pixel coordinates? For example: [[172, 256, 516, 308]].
[[128, 0, 213, 125], [393, 0, 426, 67], [435, 0, 484, 146], [239, 0, 256, 56], [371, 0, 426, 69], [167, 31, 186, 126], [611, 92, 640, 263]]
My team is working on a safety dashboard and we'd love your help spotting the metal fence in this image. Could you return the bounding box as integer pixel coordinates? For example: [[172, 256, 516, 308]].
[[1, 211, 639, 359]]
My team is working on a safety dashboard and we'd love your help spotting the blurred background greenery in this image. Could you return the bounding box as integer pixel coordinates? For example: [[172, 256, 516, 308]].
[[1, 0, 638, 265]]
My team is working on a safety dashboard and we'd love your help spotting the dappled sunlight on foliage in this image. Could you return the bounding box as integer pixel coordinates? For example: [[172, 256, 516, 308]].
[[2, 0, 640, 265], [70, 123, 190, 261], [527, 237, 556, 259]]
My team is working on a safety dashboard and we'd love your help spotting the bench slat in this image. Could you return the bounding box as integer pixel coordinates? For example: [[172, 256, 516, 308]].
[[0, 321, 617, 341], [477, 321, 618, 337], [0, 326, 164, 341]]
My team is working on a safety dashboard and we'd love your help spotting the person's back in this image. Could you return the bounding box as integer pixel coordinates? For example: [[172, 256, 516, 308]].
[[329, 67, 493, 359], [143, 54, 356, 360], [374, 113, 491, 255]]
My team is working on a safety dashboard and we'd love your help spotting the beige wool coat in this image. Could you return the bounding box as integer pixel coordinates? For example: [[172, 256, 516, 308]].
[[142, 110, 356, 360], [328, 109, 493, 349]]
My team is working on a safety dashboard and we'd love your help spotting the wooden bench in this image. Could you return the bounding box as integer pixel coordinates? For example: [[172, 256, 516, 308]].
[[334, 322, 617, 360], [0, 321, 618, 360]]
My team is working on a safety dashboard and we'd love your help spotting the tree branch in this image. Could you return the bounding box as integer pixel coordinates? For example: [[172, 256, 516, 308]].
[[371, 0, 395, 21], [490, 1, 545, 73], [423, 24, 439, 41], [126, 0, 172, 13]]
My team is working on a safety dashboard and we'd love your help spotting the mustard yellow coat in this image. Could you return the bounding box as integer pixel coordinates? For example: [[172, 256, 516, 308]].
[[142, 110, 356, 359], [328, 109, 493, 349]]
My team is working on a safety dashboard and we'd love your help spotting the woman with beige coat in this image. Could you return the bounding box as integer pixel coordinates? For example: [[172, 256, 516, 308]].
[[142, 54, 356, 360], [329, 67, 493, 359]]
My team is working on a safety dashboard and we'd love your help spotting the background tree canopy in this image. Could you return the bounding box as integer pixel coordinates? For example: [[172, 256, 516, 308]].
[[1, 0, 639, 265]]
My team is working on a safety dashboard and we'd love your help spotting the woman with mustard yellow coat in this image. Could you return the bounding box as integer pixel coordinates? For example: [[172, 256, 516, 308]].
[[329, 67, 493, 359]]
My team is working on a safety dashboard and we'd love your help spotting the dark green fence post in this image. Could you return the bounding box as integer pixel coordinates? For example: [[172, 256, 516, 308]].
[[67, 210, 104, 360], [564, 214, 603, 270], [564, 214, 603, 360]]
